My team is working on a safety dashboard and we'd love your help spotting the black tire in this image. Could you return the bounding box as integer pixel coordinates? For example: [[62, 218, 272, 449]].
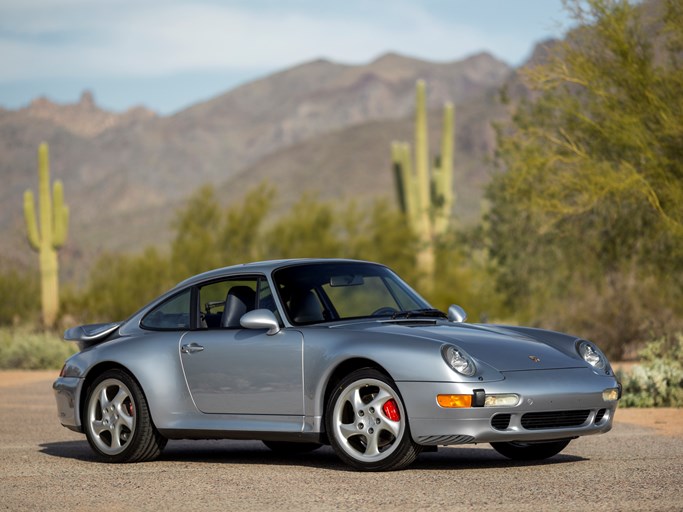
[[325, 368, 421, 471], [83, 369, 167, 463], [262, 441, 323, 454], [490, 439, 571, 461]]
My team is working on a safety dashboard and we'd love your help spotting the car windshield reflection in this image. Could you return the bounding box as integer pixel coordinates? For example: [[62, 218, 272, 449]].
[[272, 262, 432, 325]]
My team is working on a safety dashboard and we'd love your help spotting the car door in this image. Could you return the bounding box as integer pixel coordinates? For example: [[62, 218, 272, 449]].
[[179, 276, 304, 416]]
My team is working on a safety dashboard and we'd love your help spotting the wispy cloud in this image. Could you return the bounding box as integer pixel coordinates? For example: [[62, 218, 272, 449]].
[[0, 0, 539, 82]]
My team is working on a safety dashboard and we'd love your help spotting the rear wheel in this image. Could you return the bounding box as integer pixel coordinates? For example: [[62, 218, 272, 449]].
[[84, 369, 167, 462], [262, 441, 322, 453], [490, 439, 571, 460], [326, 368, 421, 471]]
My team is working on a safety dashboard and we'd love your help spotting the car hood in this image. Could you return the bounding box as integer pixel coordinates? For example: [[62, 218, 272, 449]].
[[330, 320, 584, 372]]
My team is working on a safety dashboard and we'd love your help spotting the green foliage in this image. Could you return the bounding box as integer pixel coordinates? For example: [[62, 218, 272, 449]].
[[263, 193, 342, 259], [171, 184, 275, 280], [170, 185, 224, 280], [487, 0, 683, 357], [0, 267, 40, 326], [67, 247, 172, 322], [429, 237, 507, 324], [618, 334, 683, 407], [0, 327, 76, 369]]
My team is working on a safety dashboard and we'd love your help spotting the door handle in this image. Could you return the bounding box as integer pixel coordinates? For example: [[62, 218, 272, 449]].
[[181, 343, 205, 354]]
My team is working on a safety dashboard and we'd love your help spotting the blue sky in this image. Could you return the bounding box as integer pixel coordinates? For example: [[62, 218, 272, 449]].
[[0, 0, 574, 114]]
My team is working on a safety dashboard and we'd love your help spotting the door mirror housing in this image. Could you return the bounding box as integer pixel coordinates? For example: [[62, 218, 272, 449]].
[[447, 304, 467, 323], [240, 309, 281, 335]]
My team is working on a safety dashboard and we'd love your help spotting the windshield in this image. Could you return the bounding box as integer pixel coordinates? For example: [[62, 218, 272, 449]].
[[273, 262, 433, 325]]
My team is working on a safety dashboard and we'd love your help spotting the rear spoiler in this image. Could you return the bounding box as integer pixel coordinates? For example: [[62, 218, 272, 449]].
[[64, 322, 122, 350]]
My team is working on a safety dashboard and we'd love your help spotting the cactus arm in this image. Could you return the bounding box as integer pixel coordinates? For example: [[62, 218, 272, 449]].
[[38, 142, 54, 247], [400, 143, 419, 229], [52, 180, 69, 248], [441, 102, 454, 213], [433, 102, 454, 235], [23, 190, 41, 250], [391, 142, 407, 214], [414, 80, 430, 222]]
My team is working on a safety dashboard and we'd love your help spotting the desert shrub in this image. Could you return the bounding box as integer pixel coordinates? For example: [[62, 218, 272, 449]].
[[0, 327, 77, 369], [67, 247, 173, 323], [0, 268, 40, 326], [617, 334, 683, 407]]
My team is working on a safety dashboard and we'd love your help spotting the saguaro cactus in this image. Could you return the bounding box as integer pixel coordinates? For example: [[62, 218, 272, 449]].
[[391, 80, 455, 289], [23, 143, 69, 327]]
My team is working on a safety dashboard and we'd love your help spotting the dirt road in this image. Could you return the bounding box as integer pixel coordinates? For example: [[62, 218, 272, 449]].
[[1, 371, 681, 511]]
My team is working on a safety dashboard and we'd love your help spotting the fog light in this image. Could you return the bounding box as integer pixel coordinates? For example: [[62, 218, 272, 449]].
[[437, 394, 472, 408], [602, 388, 619, 402], [484, 394, 520, 407]]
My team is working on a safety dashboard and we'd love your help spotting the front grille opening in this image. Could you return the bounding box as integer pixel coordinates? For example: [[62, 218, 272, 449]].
[[491, 414, 511, 431], [595, 409, 606, 423], [521, 410, 590, 430]]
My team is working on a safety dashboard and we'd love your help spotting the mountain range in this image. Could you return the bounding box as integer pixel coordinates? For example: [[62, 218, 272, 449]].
[[1, 50, 517, 280]]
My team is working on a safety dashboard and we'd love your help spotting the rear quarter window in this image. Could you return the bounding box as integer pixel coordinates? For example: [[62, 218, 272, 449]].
[[141, 289, 191, 330]]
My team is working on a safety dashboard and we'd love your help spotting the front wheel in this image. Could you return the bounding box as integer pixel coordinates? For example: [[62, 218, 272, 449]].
[[84, 369, 167, 462], [490, 439, 571, 460], [325, 368, 421, 471]]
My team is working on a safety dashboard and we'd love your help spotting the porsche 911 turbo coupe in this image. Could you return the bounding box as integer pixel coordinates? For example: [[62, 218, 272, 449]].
[[54, 259, 620, 471]]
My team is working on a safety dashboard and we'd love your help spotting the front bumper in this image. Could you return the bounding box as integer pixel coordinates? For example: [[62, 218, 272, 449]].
[[397, 368, 619, 445], [53, 376, 84, 432]]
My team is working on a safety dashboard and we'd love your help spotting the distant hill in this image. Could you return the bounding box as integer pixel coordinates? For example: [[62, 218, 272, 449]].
[[0, 51, 512, 279]]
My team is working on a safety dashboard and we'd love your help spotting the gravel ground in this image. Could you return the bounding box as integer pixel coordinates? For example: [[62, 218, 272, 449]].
[[1, 372, 681, 511]]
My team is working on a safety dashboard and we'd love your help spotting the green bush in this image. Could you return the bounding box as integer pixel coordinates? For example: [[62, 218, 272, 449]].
[[0, 267, 40, 326], [617, 334, 683, 407], [0, 327, 77, 369]]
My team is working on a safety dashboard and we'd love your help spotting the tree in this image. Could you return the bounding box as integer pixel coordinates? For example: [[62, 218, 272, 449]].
[[487, 0, 683, 356]]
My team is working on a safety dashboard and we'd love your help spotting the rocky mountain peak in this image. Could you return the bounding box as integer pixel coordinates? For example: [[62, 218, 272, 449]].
[[22, 91, 156, 138]]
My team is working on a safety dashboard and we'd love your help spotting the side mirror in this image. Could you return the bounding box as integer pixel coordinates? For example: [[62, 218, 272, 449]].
[[240, 309, 281, 335], [447, 304, 467, 323]]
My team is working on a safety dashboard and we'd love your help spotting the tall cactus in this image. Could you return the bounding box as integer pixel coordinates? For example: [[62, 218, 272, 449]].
[[23, 143, 69, 327], [391, 80, 455, 290]]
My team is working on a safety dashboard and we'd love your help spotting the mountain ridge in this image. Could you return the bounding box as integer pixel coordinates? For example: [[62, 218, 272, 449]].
[[0, 51, 513, 279]]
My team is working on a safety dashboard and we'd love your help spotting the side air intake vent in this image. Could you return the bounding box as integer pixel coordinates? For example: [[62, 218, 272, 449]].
[[491, 414, 511, 431]]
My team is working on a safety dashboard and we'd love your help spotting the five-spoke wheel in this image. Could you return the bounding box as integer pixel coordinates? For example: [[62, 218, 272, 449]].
[[326, 368, 421, 471], [84, 369, 166, 462]]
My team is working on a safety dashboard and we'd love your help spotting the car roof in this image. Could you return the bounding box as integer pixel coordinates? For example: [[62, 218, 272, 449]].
[[172, 258, 379, 289]]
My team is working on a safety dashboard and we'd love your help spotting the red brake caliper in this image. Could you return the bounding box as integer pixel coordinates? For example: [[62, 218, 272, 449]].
[[382, 399, 400, 421]]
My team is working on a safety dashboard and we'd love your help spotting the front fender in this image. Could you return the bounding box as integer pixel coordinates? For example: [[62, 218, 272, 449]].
[[301, 328, 503, 422]]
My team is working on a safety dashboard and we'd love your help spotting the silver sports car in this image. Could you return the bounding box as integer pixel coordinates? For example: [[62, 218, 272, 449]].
[[54, 259, 620, 471]]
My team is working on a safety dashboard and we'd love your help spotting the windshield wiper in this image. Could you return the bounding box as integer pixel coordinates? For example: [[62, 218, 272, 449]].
[[391, 308, 447, 320]]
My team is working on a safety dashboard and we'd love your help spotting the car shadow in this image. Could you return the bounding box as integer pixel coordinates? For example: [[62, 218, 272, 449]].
[[39, 439, 586, 471]]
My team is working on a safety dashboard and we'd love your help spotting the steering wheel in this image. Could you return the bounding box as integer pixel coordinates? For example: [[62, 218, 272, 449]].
[[371, 307, 398, 317]]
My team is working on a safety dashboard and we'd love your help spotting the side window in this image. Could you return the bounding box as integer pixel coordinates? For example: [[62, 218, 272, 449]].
[[198, 280, 232, 328], [198, 278, 258, 329], [141, 289, 191, 330]]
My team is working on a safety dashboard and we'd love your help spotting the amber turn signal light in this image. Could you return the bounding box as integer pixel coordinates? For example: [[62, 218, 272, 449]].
[[437, 394, 473, 408]]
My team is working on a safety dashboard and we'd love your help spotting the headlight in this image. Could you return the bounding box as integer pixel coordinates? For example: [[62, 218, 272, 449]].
[[577, 340, 607, 370], [441, 344, 476, 376]]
